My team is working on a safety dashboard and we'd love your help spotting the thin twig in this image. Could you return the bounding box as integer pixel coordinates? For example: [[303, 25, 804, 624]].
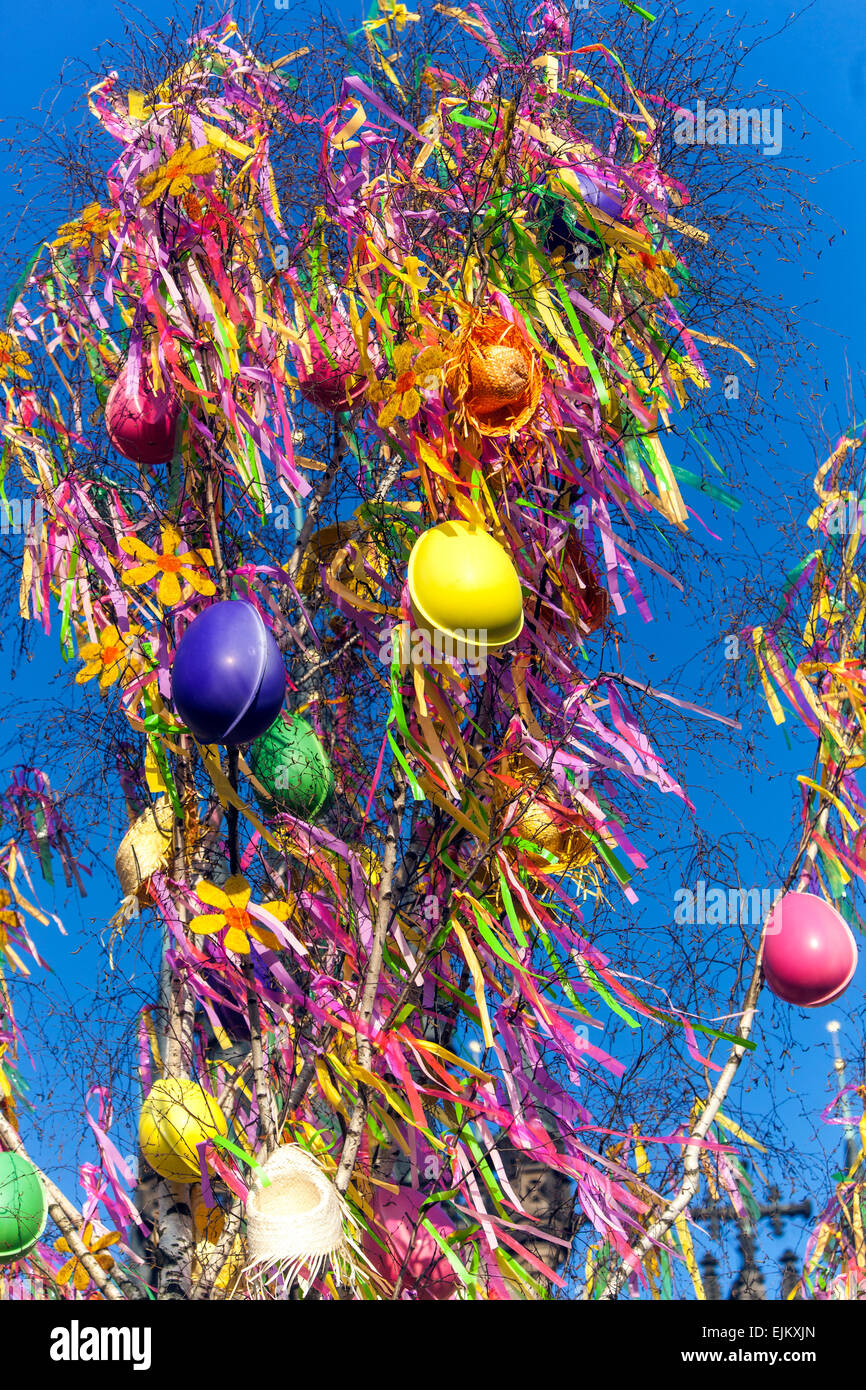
[[334, 763, 409, 1195], [597, 796, 836, 1299], [227, 747, 278, 1156]]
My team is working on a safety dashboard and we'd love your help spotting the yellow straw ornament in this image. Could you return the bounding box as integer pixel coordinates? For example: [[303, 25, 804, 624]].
[[115, 798, 175, 907]]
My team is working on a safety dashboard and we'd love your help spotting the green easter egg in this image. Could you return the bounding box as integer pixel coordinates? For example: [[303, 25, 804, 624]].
[[250, 714, 334, 820], [0, 1152, 48, 1263]]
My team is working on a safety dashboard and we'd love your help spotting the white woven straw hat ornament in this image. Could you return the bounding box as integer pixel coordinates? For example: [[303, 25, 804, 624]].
[[244, 1144, 358, 1296]]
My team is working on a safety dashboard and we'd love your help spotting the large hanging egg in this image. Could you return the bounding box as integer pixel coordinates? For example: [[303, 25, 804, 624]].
[[408, 520, 524, 655], [762, 891, 858, 1008], [362, 1187, 460, 1300], [171, 600, 286, 746], [139, 1079, 228, 1183], [249, 714, 334, 820], [573, 171, 623, 220], [293, 313, 366, 415], [0, 1152, 47, 1264], [115, 797, 175, 906], [105, 359, 180, 467]]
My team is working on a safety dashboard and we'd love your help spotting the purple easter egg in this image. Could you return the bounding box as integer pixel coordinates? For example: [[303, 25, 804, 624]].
[[574, 172, 623, 220], [171, 600, 285, 746]]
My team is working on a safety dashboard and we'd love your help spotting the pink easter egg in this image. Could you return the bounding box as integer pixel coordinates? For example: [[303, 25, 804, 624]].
[[106, 360, 180, 467], [762, 891, 858, 1008], [363, 1187, 459, 1300], [295, 317, 366, 414]]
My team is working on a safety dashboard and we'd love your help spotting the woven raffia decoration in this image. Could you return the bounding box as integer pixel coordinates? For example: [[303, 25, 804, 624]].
[[296, 519, 388, 604], [561, 537, 608, 636], [491, 757, 598, 868], [536, 536, 609, 640], [447, 314, 541, 438], [244, 1145, 356, 1295], [115, 798, 174, 905]]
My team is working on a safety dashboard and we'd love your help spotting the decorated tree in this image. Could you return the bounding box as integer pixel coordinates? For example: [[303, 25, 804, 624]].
[[597, 428, 866, 1298], [0, 0, 845, 1302]]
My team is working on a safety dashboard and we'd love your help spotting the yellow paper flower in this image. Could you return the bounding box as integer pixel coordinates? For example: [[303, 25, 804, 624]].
[[0, 890, 18, 932], [367, 339, 445, 428], [373, 0, 419, 31], [120, 525, 216, 609], [54, 202, 119, 252], [189, 876, 293, 955], [0, 332, 32, 383], [139, 144, 220, 207], [54, 1223, 120, 1291], [75, 623, 145, 692], [620, 248, 681, 301]]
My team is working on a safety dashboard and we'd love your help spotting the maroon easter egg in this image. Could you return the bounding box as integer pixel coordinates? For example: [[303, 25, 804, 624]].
[[106, 360, 180, 466]]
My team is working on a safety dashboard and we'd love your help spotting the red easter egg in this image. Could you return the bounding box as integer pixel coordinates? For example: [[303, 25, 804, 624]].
[[295, 315, 366, 414], [762, 891, 858, 1008], [106, 360, 180, 466], [363, 1187, 460, 1300]]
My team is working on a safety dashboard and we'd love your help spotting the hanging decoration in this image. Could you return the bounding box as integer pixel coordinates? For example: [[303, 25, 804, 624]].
[[139, 1080, 228, 1183]]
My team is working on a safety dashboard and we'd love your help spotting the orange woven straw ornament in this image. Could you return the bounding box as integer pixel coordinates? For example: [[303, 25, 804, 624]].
[[447, 313, 542, 438]]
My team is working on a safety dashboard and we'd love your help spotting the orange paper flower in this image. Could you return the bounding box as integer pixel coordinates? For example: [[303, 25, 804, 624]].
[[367, 339, 446, 427], [0, 332, 32, 383], [75, 623, 146, 692], [120, 525, 216, 609], [54, 202, 119, 253], [619, 247, 681, 301], [138, 144, 219, 206]]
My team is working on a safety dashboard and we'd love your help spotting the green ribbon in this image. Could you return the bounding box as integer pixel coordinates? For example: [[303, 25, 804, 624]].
[[211, 1133, 271, 1184], [141, 697, 183, 818], [464, 897, 525, 972], [581, 960, 639, 1028], [537, 925, 582, 1009], [447, 101, 496, 132], [496, 866, 528, 948]]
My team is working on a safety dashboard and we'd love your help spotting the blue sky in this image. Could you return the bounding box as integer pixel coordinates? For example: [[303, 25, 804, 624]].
[[1, 0, 864, 1297]]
